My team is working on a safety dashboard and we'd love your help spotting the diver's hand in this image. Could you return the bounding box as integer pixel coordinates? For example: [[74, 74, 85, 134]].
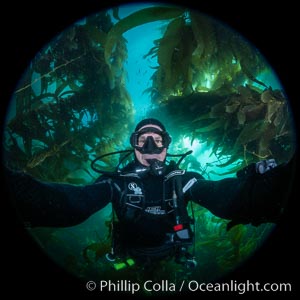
[[255, 159, 277, 174], [237, 158, 277, 178]]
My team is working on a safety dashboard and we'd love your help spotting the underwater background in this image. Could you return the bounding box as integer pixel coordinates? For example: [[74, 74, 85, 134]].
[[2, 1, 297, 297]]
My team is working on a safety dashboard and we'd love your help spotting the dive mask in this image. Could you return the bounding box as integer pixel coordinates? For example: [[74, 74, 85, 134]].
[[130, 126, 172, 154]]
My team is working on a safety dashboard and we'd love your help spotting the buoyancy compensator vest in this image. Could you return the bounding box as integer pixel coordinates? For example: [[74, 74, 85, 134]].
[[92, 150, 197, 268]]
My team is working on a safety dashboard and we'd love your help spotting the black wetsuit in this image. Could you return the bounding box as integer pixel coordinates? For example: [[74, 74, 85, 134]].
[[4, 157, 295, 260]]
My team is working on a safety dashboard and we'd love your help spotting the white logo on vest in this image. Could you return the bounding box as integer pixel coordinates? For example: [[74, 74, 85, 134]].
[[128, 182, 142, 195]]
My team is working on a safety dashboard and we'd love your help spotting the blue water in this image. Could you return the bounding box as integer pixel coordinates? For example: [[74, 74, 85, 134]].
[[111, 3, 165, 122]]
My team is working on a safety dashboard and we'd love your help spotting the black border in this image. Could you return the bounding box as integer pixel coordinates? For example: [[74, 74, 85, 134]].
[[2, 0, 298, 297]]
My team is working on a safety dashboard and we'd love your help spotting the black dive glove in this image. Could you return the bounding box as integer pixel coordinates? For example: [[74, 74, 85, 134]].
[[227, 156, 295, 229]]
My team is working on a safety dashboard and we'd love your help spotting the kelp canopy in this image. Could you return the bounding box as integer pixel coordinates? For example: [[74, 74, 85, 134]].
[[3, 5, 295, 183], [141, 8, 295, 171], [4, 10, 134, 183]]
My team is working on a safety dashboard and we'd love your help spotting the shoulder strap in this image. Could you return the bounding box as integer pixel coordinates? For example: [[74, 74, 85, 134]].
[[172, 175, 190, 224]]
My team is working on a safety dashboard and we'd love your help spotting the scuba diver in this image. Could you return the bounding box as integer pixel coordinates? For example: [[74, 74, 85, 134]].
[[4, 118, 296, 269]]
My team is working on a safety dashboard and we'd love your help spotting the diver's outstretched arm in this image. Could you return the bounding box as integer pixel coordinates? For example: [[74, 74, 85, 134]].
[[3, 167, 111, 228], [188, 153, 296, 228]]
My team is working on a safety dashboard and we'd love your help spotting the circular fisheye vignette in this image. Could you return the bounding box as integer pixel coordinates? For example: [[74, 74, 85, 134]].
[[2, 1, 296, 295]]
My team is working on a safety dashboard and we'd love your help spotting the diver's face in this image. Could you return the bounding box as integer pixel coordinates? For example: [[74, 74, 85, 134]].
[[134, 125, 167, 166]]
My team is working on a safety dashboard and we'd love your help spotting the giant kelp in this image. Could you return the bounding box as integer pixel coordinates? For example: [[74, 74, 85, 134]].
[[150, 85, 294, 173], [144, 9, 269, 100], [141, 8, 295, 172], [4, 4, 291, 181], [4, 10, 134, 182], [104, 6, 185, 69]]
